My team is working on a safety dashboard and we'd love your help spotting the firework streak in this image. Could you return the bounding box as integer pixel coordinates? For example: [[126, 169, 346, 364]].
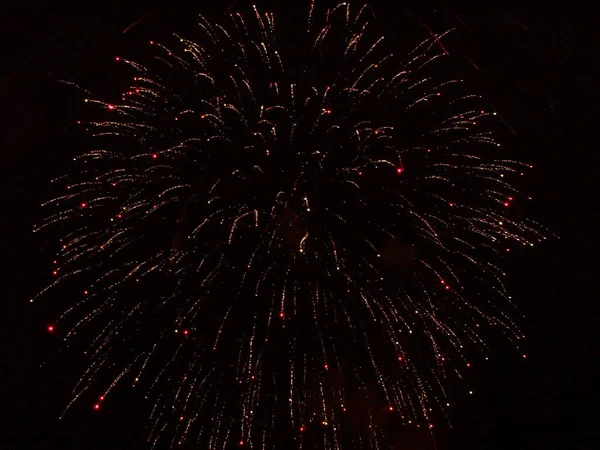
[[34, 2, 545, 448]]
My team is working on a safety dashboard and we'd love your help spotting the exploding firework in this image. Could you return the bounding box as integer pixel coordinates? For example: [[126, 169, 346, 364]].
[[34, 2, 545, 448]]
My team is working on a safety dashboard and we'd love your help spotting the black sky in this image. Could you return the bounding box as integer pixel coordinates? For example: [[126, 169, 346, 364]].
[[1, 1, 598, 449]]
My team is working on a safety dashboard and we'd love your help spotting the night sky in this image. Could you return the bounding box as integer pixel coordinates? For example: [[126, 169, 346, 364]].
[[1, 1, 598, 449]]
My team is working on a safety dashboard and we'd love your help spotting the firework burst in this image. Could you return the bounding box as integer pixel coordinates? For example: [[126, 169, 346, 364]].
[[34, 2, 545, 448]]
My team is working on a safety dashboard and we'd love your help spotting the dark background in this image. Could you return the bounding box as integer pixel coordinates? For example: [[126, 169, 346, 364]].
[[1, 0, 598, 448]]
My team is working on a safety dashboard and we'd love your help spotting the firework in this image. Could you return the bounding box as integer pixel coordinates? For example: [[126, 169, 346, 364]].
[[35, 2, 545, 448]]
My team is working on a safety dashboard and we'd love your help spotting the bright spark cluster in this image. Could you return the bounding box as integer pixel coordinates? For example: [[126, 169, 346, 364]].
[[34, 2, 545, 448]]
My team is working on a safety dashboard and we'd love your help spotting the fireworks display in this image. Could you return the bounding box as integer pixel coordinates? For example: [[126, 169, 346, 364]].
[[34, 2, 545, 448]]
